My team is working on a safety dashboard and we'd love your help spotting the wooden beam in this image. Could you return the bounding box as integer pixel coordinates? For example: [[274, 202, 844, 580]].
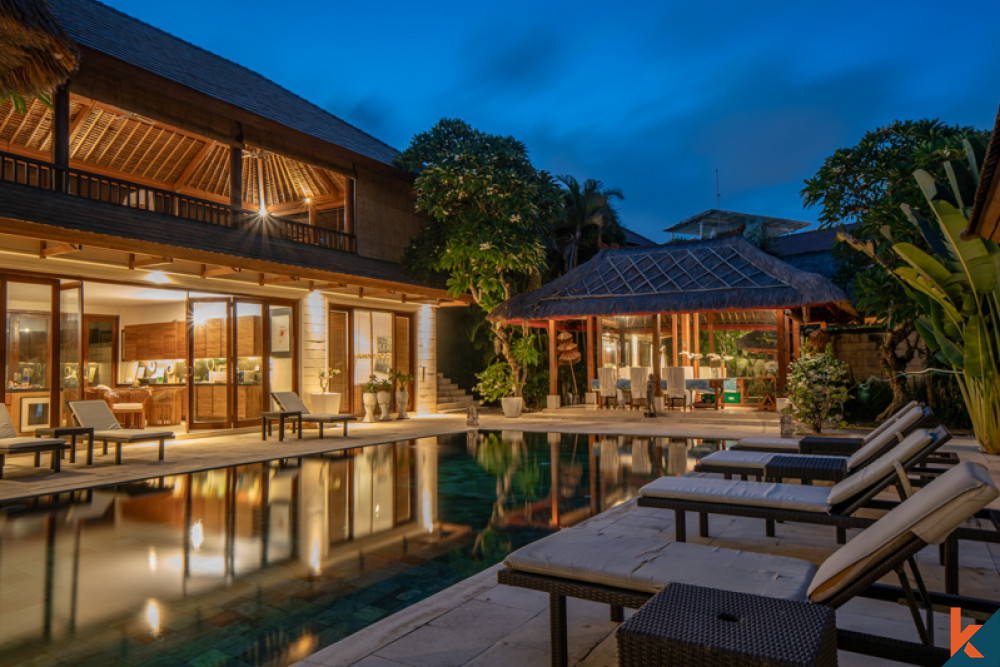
[[68, 100, 97, 147], [309, 281, 346, 290], [39, 242, 82, 258], [548, 319, 558, 397], [202, 265, 241, 278], [129, 254, 173, 269], [173, 139, 216, 189], [258, 275, 300, 286]]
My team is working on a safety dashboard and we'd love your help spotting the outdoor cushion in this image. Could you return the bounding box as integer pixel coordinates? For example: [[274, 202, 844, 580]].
[[0, 436, 67, 450], [70, 400, 122, 431], [300, 413, 356, 422], [94, 429, 174, 442], [825, 428, 935, 507], [845, 405, 926, 469], [505, 527, 816, 601], [733, 437, 803, 452], [856, 400, 920, 445], [807, 461, 997, 604], [272, 391, 311, 414], [0, 405, 18, 439], [698, 450, 775, 468], [639, 476, 834, 512]]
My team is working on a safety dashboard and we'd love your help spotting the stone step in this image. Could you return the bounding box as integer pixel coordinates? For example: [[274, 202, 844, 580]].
[[437, 400, 476, 412]]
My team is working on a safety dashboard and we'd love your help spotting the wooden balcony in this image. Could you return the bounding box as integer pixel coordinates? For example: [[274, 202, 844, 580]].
[[0, 150, 356, 253]]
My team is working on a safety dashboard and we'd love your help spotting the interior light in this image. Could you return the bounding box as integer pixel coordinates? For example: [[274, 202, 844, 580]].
[[258, 204, 268, 217], [304, 197, 312, 205], [146, 271, 170, 284]]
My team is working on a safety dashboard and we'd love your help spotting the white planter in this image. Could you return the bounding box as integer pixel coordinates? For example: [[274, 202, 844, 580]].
[[309, 392, 341, 414], [377, 391, 393, 421], [395, 390, 409, 419], [501, 396, 523, 418], [362, 392, 378, 422]]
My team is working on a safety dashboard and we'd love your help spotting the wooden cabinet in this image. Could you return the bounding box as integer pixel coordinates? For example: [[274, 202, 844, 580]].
[[122, 321, 186, 361], [236, 315, 261, 357], [192, 318, 226, 358]]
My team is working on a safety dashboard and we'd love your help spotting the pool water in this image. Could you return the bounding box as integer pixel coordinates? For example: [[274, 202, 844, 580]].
[[0, 431, 728, 666]]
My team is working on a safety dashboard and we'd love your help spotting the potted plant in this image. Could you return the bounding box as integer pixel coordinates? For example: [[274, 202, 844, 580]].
[[390, 369, 414, 419], [362, 375, 380, 422], [317, 367, 342, 413], [785, 346, 850, 433], [476, 362, 521, 418], [375, 376, 393, 421]]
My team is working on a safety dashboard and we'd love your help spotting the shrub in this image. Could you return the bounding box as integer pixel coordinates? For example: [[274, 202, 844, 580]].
[[786, 346, 851, 433], [475, 362, 516, 403]]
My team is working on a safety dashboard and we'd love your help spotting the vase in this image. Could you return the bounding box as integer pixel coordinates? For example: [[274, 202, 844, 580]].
[[501, 396, 523, 418], [362, 392, 378, 422], [377, 391, 393, 421], [395, 390, 409, 419]]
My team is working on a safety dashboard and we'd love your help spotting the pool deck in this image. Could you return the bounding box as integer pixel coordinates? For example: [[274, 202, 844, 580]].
[[1, 410, 998, 666]]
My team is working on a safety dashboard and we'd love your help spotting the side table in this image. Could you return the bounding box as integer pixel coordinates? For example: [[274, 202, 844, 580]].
[[616, 582, 837, 667], [261, 411, 301, 442], [35, 426, 96, 465], [765, 454, 848, 485]]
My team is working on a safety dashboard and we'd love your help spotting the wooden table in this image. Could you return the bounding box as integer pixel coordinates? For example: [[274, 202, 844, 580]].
[[111, 402, 146, 429]]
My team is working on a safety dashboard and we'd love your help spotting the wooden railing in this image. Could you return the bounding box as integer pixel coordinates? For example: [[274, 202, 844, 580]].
[[0, 150, 356, 253]]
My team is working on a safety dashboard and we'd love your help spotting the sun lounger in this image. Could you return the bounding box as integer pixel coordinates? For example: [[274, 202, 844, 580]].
[[0, 405, 67, 478], [695, 405, 950, 482], [69, 400, 174, 464], [498, 461, 998, 666], [733, 401, 925, 456], [270, 392, 356, 437]]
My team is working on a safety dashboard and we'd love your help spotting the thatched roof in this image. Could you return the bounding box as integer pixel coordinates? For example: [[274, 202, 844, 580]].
[[965, 103, 1000, 243], [489, 234, 855, 323], [0, 0, 78, 95]]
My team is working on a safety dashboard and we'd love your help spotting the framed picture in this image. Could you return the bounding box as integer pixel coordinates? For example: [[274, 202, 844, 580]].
[[20, 396, 50, 432], [271, 312, 290, 356]]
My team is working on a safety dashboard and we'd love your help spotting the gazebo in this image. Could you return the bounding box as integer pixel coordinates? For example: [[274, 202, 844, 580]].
[[489, 233, 856, 408]]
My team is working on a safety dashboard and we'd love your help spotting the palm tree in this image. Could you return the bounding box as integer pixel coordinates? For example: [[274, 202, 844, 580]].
[[554, 175, 624, 272], [0, 0, 79, 107]]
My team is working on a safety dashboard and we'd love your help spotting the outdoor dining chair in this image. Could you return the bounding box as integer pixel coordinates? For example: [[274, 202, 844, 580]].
[[68, 400, 173, 464], [597, 368, 617, 409], [498, 461, 998, 667]]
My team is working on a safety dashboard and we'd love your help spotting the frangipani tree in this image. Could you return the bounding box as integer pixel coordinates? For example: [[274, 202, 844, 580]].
[[841, 138, 999, 454]]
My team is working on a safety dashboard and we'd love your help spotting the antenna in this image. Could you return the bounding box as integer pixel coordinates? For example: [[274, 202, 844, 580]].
[[715, 169, 721, 209]]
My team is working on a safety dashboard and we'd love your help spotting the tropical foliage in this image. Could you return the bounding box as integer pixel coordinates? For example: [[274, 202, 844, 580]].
[[475, 362, 517, 402], [841, 137, 999, 454], [802, 120, 990, 419], [785, 346, 850, 433], [550, 175, 624, 274]]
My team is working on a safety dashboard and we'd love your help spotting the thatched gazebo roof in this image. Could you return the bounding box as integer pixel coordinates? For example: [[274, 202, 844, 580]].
[[964, 103, 1000, 243], [0, 0, 79, 96], [489, 233, 855, 323]]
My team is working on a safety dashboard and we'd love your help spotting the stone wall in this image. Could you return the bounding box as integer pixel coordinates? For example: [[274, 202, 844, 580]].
[[828, 329, 925, 383], [416, 304, 438, 414]]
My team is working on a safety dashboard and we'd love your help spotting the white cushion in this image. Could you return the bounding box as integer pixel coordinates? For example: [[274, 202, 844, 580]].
[[733, 437, 803, 452], [826, 429, 934, 507], [598, 368, 617, 397], [640, 476, 833, 512], [846, 405, 926, 469], [808, 462, 997, 603], [858, 400, 920, 444], [505, 518, 816, 601], [699, 450, 775, 469]]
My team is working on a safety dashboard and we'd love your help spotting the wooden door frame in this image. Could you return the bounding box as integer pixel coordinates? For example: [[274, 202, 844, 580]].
[[232, 298, 268, 429]]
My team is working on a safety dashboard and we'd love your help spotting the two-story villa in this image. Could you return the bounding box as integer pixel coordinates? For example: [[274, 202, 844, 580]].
[[0, 0, 460, 434]]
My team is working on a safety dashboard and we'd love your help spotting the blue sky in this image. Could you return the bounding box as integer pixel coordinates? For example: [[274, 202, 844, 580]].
[[104, 0, 1000, 242]]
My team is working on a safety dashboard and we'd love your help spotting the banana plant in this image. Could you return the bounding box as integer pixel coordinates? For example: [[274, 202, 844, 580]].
[[840, 137, 1000, 454]]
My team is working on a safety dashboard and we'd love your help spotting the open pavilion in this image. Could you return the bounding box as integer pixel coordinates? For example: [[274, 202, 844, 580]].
[[490, 233, 856, 407]]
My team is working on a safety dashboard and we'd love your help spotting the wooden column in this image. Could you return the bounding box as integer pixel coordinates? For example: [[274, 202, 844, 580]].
[[680, 314, 689, 365], [228, 145, 242, 214], [617, 321, 626, 367], [706, 313, 715, 373], [585, 317, 595, 388], [692, 313, 701, 378], [595, 316, 604, 368], [671, 314, 678, 366], [652, 314, 662, 396], [791, 319, 801, 360], [776, 310, 788, 390], [52, 85, 70, 192], [548, 319, 558, 396], [345, 178, 356, 235]]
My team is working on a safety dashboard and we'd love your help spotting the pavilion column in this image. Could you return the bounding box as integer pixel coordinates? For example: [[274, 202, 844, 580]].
[[652, 314, 662, 399], [595, 316, 604, 369], [692, 313, 701, 378], [585, 317, 595, 401], [671, 315, 678, 366], [52, 85, 69, 192], [228, 145, 242, 218], [776, 310, 788, 390], [680, 314, 689, 365], [547, 319, 559, 408], [791, 318, 801, 360], [706, 313, 715, 374]]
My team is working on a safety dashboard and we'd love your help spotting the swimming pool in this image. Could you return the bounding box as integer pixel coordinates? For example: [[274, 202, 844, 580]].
[[0, 431, 728, 665]]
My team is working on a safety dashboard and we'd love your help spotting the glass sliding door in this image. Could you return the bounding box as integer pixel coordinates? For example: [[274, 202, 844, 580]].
[[59, 282, 82, 427], [328, 310, 350, 410], [188, 298, 230, 429], [351, 310, 393, 414], [268, 306, 293, 404], [234, 300, 264, 426], [2, 278, 57, 435]]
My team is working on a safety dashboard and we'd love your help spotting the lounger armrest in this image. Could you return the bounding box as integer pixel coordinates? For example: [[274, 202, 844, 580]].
[[798, 437, 863, 456]]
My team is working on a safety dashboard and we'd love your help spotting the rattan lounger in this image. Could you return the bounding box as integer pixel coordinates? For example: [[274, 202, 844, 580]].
[[498, 461, 999, 667], [270, 392, 356, 437], [733, 400, 926, 456], [69, 400, 174, 464], [0, 405, 67, 478]]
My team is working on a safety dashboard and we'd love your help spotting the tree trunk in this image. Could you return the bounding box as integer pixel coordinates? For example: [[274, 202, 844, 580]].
[[492, 320, 524, 398], [876, 322, 916, 422]]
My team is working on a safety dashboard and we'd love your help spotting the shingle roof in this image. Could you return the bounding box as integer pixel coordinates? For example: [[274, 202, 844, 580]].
[[769, 226, 848, 257], [489, 234, 854, 322], [622, 226, 656, 247], [664, 209, 810, 237], [48, 0, 400, 167]]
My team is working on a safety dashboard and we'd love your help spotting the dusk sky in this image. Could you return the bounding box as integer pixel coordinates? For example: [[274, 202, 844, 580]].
[[104, 0, 1000, 242]]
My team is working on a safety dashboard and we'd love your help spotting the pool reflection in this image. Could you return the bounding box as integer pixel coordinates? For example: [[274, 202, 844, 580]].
[[0, 432, 730, 665]]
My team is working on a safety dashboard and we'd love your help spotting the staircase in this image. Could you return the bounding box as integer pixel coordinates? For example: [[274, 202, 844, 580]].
[[437, 373, 478, 413]]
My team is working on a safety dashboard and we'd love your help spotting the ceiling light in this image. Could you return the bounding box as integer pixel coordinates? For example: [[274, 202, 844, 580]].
[[146, 271, 170, 284]]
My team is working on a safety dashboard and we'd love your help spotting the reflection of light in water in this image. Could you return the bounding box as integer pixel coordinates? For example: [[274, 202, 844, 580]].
[[287, 633, 317, 662], [309, 537, 321, 574], [422, 490, 434, 532], [145, 599, 161, 636], [148, 547, 158, 572], [191, 520, 204, 550], [374, 503, 380, 518]]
